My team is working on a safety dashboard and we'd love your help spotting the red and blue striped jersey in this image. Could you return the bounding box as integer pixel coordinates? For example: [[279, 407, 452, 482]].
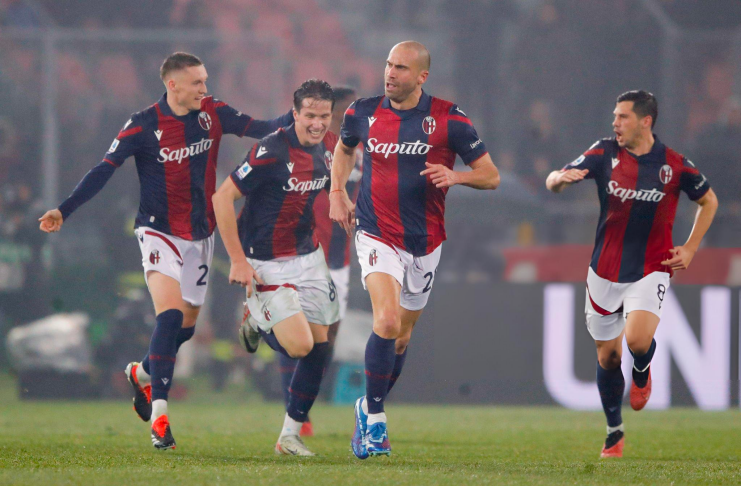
[[563, 137, 710, 283], [313, 145, 363, 269], [104, 93, 291, 241], [230, 125, 338, 261], [340, 91, 488, 257]]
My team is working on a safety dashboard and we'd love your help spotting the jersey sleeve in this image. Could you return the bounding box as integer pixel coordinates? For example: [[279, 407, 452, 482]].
[[679, 157, 711, 201], [230, 142, 279, 196], [340, 101, 361, 148], [104, 116, 144, 167], [561, 140, 606, 179], [447, 105, 488, 165], [214, 99, 293, 138]]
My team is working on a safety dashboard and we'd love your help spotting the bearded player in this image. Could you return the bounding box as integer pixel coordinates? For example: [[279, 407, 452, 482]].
[[545, 90, 718, 458], [329, 41, 500, 458]]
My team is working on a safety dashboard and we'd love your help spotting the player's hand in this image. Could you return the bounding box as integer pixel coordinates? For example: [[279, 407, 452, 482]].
[[229, 259, 264, 297], [329, 189, 355, 237], [420, 162, 459, 188], [39, 209, 64, 233], [557, 169, 589, 185], [661, 246, 696, 271]]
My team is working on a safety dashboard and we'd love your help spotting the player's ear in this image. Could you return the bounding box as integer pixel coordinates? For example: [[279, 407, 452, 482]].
[[292, 108, 299, 122], [417, 69, 429, 86]]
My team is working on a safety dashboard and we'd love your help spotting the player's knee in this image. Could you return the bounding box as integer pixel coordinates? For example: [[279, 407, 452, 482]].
[[373, 309, 401, 339], [598, 349, 621, 370], [286, 341, 312, 359], [626, 335, 651, 356]]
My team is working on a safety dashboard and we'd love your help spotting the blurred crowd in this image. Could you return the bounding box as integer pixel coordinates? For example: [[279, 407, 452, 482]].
[[0, 0, 739, 385]]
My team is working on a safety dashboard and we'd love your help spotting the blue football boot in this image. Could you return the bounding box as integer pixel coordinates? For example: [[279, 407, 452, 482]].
[[351, 396, 369, 459], [366, 421, 391, 457]]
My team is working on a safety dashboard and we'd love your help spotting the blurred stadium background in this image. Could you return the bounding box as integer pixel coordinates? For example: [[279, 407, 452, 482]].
[[0, 0, 740, 412]]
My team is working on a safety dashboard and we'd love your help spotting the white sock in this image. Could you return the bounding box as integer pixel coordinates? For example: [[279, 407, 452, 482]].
[[607, 423, 624, 434], [152, 399, 168, 421], [361, 397, 368, 415], [367, 412, 386, 427], [280, 413, 302, 438], [136, 363, 150, 385]]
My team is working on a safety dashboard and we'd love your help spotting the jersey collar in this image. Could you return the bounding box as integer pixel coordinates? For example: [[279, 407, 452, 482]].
[[381, 90, 431, 115], [157, 92, 197, 120], [625, 134, 665, 160]]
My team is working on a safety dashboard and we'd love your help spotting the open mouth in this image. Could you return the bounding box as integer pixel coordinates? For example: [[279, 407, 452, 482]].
[[308, 128, 324, 138]]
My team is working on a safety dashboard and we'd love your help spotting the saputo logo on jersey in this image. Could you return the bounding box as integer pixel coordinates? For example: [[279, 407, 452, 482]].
[[157, 138, 214, 164], [606, 180, 666, 203], [283, 175, 329, 194], [366, 138, 433, 158]]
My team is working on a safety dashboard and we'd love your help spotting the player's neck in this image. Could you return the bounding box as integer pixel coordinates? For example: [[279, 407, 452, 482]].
[[166, 92, 191, 116], [389, 89, 422, 111], [627, 132, 655, 157]]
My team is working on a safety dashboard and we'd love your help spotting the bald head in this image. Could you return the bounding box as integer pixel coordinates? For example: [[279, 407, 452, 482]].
[[391, 41, 430, 71]]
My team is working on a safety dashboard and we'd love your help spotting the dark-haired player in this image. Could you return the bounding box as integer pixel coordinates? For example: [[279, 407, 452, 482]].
[[329, 41, 500, 458], [39, 52, 292, 449], [212, 79, 339, 456], [546, 90, 718, 458], [276, 86, 360, 438]]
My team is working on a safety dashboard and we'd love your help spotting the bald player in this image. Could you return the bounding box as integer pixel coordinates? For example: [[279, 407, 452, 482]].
[[329, 41, 500, 458]]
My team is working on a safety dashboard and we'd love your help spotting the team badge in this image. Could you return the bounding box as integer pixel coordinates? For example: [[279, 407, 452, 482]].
[[198, 112, 212, 131], [149, 250, 161, 265], [324, 150, 333, 171], [422, 116, 436, 135], [263, 308, 272, 322], [369, 249, 378, 266], [659, 164, 673, 185]]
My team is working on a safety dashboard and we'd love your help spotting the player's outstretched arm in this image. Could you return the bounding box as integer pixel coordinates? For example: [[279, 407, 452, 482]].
[[212, 178, 263, 296], [420, 154, 500, 190], [661, 188, 718, 271], [38, 160, 119, 233], [546, 168, 589, 193], [329, 139, 356, 236]]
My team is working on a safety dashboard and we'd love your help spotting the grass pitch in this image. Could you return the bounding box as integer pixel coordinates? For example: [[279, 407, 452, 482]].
[[0, 374, 739, 485]]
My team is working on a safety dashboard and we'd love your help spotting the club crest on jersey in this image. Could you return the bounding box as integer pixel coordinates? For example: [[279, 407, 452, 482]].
[[149, 250, 161, 265], [198, 112, 212, 131], [422, 116, 436, 135], [659, 164, 673, 184], [324, 150, 333, 171], [369, 249, 378, 266]]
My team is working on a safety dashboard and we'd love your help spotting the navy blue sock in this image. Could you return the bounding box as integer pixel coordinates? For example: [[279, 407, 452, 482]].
[[142, 325, 195, 375], [630, 339, 656, 388], [279, 353, 298, 408], [387, 347, 408, 393], [597, 362, 624, 427], [258, 328, 289, 357], [287, 342, 330, 422], [149, 309, 183, 401], [364, 332, 396, 414]]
